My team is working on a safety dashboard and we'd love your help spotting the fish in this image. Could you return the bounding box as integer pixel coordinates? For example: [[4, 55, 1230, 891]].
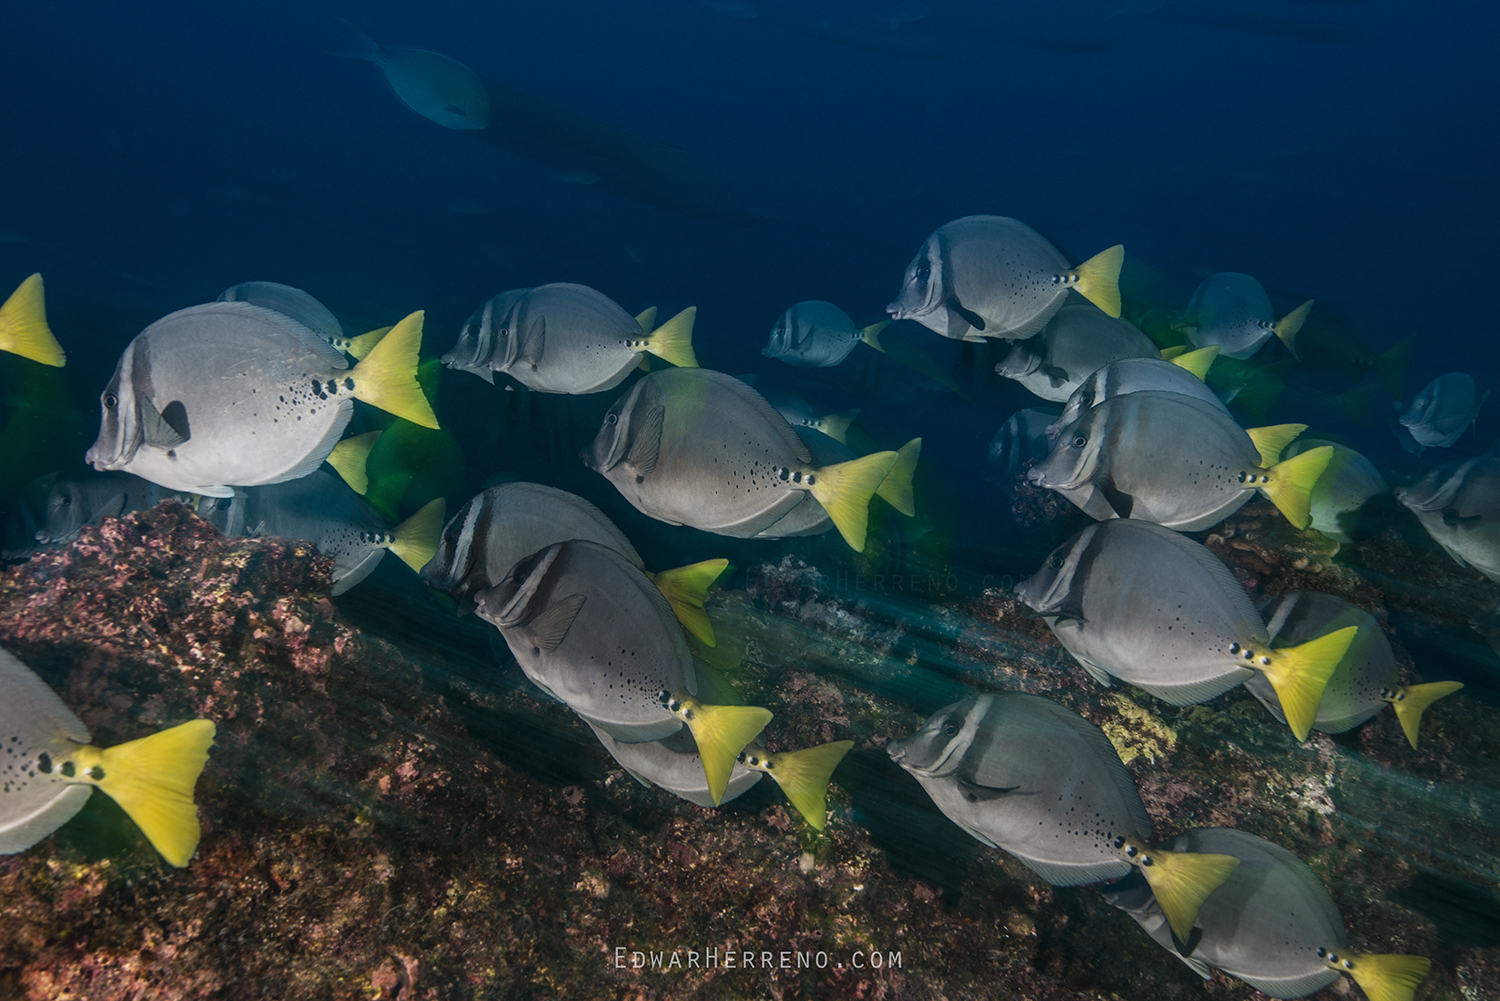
[[85, 302, 438, 497], [746, 432, 921, 539], [733, 376, 860, 444], [217, 281, 387, 360], [1395, 455, 1500, 583], [472, 540, 771, 804], [0, 645, 215, 867], [1044, 350, 1224, 441], [0, 273, 65, 367], [888, 693, 1238, 942], [27, 471, 182, 548], [993, 301, 1159, 402], [233, 469, 445, 595], [1284, 439, 1389, 544], [1177, 272, 1312, 360], [1027, 391, 1332, 531], [1394, 372, 1487, 454], [1249, 592, 1462, 749], [987, 407, 1062, 483], [584, 368, 897, 550], [762, 300, 888, 367], [1015, 519, 1356, 739], [445, 283, 696, 394], [1101, 828, 1431, 1001], [420, 482, 728, 645], [335, 22, 489, 130], [886, 215, 1123, 342], [593, 721, 852, 829]]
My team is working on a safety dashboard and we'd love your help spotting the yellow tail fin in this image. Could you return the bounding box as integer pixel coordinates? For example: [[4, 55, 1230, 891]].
[[751, 740, 854, 830], [1262, 444, 1333, 530], [643, 306, 698, 369], [0, 273, 65, 367], [808, 451, 899, 551], [326, 430, 383, 495], [676, 698, 772, 806], [350, 311, 440, 428], [1159, 345, 1187, 361], [860, 320, 889, 353], [649, 558, 729, 647], [1245, 423, 1308, 468], [78, 719, 216, 867], [1072, 245, 1124, 318], [389, 498, 446, 574], [1259, 625, 1358, 740], [818, 408, 860, 445], [340, 325, 392, 361], [1166, 345, 1219, 381], [1275, 300, 1314, 356], [1137, 845, 1240, 944], [1338, 952, 1431, 1001], [876, 438, 922, 517], [1389, 681, 1464, 749]]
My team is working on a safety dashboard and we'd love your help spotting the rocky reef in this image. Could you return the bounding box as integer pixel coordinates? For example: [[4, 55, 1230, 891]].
[[0, 499, 1496, 1000]]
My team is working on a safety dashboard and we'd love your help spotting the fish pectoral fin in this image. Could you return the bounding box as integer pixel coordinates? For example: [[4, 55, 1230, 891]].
[[957, 776, 1019, 802], [1040, 364, 1071, 389], [944, 295, 986, 333], [90, 719, 217, 867], [1098, 476, 1136, 519], [526, 593, 586, 653], [626, 405, 666, 475], [140, 398, 189, 448], [521, 314, 545, 366], [1170, 925, 1207, 963], [97, 492, 128, 520]]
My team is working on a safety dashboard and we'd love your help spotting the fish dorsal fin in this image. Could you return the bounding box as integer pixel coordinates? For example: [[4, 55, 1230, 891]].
[[627, 404, 665, 475], [713, 373, 812, 464], [526, 593, 586, 653], [140, 397, 189, 449]]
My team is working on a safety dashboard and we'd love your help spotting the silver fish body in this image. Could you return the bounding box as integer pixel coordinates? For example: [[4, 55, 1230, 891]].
[[887, 215, 1119, 342], [421, 482, 641, 606], [1395, 372, 1486, 454], [1249, 593, 1394, 733], [994, 302, 1157, 402], [1045, 357, 1230, 442], [1286, 439, 1387, 544], [1101, 828, 1345, 998], [439, 288, 531, 384], [1180, 272, 1289, 360], [1015, 520, 1264, 703], [587, 721, 763, 808], [474, 540, 695, 742], [0, 646, 96, 855], [1396, 455, 1500, 583], [888, 693, 1152, 885], [762, 300, 874, 367], [1028, 391, 1270, 531], [217, 281, 345, 350], [463, 283, 663, 394]]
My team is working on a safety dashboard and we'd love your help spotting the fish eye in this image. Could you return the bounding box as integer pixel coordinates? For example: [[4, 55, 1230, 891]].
[[916, 261, 931, 280], [1050, 554, 1064, 569], [943, 723, 958, 736], [498, 327, 508, 338], [1079, 393, 1094, 406], [103, 393, 118, 409], [1071, 434, 1087, 448], [60, 496, 71, 506], [606, 413, 618, 425]]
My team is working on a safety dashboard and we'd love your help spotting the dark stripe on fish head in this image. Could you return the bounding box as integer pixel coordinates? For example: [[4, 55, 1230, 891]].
[[85, 341, 146, 470], [889, 694, 992, 777], [1015, 524, 1099, 618]]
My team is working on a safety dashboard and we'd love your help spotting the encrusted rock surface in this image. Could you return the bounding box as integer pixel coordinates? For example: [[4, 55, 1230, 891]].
[[0, 500, 1495, 1000]]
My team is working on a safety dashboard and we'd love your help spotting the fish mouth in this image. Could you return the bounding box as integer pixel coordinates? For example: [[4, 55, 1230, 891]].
[[886, 739, 907, 763], [886, 302, 905, 320]]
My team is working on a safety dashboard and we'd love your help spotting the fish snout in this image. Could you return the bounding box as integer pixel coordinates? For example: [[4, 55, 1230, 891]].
[[886, 738, 908, 763], [886, 302, 905, 320]]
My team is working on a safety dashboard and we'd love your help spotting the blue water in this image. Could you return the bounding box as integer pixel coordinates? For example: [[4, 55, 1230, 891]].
[[2, 2, 1498, 997]]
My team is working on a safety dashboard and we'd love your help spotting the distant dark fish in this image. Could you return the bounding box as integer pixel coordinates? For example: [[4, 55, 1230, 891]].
[[889, 692, 1238, 942], [1015, 519, 1355, 740], [1249, 592, 1461, 748], [28, 471, 180, 548], [887, 216, 1123, 342], [0, 274, 64, 367], [335, 22, 489, 130], [987, 407, 1061, 483], [994, 301, 1158, 402], [1394, 372, 1486, 454], [1102, 829, 1430, 1001], [217, 281, 388, 360], [0, 645, 215, 867], [1284, 439, 1388, 544], [1177, 272, 1311, 360], [1396, 455, 1500, 582], [85, 303, 438, 497], [763, 300, 887, 368]]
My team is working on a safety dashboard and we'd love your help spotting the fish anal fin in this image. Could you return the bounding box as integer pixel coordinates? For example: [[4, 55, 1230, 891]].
[[627, 405, 665, 475], [526, 593, 586, 653]]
